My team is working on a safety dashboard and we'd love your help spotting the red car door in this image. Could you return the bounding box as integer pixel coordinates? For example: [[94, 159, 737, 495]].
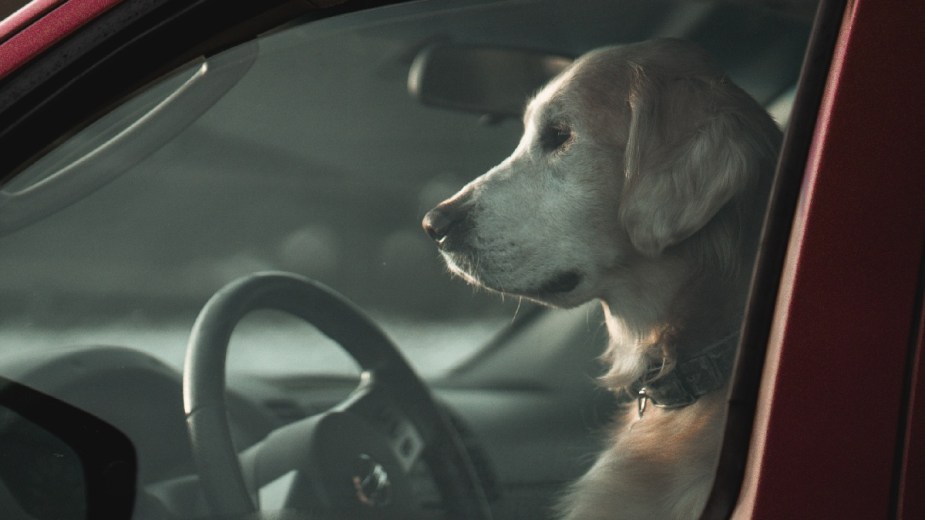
[[730, 0, 925, 518]]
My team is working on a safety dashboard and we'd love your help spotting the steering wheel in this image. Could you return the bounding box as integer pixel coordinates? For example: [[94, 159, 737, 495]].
[[182, 272, 492, 519]]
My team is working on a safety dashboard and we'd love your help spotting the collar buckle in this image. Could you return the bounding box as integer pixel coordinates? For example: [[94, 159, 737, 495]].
[[627, 332, 739, 414], [637, 388, 649, 419]]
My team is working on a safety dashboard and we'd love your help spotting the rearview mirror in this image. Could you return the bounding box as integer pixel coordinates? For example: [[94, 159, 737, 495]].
[[408, 44, 572, 119]]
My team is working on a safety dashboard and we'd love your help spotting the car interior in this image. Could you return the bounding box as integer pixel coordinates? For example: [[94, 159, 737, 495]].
[[0, 1, 818, 519]]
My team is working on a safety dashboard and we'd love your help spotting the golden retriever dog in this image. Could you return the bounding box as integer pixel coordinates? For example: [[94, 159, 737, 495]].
[[422, 39, 781, 519]]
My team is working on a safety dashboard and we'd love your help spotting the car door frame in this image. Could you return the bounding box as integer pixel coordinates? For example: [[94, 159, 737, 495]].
[[709, 0, 925, 518]]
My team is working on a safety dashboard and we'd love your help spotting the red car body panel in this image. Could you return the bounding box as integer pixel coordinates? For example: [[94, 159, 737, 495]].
[[1, 0, 924, 518], [0, 0, 61, 41], [0, 0, 121, 80], [736, 0, 925, 518]]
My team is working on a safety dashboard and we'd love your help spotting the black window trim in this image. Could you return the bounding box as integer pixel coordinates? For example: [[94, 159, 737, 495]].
[[701, 0, 848, 517]]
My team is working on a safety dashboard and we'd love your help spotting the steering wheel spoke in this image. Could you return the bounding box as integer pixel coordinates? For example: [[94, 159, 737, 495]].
[[238, 415, 321, 495], [338, 378, 427, 474]]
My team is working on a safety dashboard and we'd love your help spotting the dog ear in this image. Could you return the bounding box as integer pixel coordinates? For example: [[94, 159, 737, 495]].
[[619, 63, 759, 258]]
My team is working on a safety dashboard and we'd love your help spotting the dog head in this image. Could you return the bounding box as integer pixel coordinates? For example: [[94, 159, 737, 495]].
[[422, 39, 779, 308]]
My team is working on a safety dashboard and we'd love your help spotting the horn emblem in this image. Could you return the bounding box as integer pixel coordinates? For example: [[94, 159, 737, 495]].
[[352, 454, 391, 508]]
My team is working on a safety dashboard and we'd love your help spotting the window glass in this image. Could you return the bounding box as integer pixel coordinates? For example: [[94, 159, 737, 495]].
[[0, 1, 818, 519]]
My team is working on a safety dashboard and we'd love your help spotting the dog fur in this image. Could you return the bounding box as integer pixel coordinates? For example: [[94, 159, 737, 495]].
[[422, 39, 781, 519]]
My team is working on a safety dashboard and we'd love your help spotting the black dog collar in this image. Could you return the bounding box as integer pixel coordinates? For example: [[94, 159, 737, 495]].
[[626, 332, 739, 416]]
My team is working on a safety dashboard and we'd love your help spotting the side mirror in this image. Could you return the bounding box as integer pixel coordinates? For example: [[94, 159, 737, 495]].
[[408, 43, 572, 119], [0, 376, 136, 519]]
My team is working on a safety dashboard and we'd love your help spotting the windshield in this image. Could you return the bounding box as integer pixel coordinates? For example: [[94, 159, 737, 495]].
[[0, 0, 808, 379]]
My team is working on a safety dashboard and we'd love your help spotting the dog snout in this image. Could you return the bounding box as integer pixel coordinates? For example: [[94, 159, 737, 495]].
[[422, 201, 469, 245]]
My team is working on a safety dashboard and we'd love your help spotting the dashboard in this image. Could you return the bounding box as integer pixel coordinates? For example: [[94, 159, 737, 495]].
[[0, 304, 612, 519]]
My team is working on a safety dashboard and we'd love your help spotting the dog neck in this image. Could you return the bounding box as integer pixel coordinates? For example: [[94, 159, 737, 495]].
[[597, 252, 749, 404]]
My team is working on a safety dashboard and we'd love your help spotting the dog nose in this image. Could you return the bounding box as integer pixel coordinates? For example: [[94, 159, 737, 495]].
[[422, 204, 465, 243]]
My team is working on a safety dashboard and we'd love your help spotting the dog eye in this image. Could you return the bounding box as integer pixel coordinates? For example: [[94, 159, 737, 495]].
[[540, 125, 572, 152]]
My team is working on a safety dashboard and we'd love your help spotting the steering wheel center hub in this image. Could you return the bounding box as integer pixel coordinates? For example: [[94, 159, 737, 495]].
[[353, 454, 392, 507]]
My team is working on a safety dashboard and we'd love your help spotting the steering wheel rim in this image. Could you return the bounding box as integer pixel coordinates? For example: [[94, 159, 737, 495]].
[[182, 271, 492, 519]]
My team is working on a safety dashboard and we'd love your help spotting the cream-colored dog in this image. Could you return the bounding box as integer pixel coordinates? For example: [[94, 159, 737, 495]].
[[423, 39, 781, 519]]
